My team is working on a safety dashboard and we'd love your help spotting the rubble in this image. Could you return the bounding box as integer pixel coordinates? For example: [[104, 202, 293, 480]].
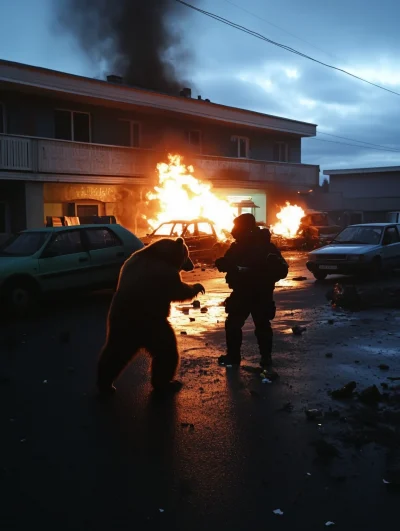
[[331, 381, 357, 399], [314, 439, 339, 458], [292, 325, 307, 335], [305, 409, 324, 420], [359, 385, 382, 405], [378, 364, 389, 371], [192, 300, 201, 309], [327, 283, 361, 310]]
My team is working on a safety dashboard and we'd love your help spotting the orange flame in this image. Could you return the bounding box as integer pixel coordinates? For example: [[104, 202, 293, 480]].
[[145, 154, 236, 239], [270, 202, 305, 238]]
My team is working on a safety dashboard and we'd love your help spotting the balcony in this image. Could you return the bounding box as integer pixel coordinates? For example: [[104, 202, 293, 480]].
[[0, 134, 319, 188]]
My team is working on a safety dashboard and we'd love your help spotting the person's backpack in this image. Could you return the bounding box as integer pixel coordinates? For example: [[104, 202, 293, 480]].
[[266, 253, 289, 281]]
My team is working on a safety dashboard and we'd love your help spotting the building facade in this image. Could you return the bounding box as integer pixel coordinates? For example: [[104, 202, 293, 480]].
[[320, 166, 400, 226], [0, 59, 319, 237]]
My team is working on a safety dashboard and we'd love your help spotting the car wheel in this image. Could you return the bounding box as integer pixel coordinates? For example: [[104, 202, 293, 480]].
[[370, 257, 382, 278], [313, 271, 328, 281], [2, 279, 39, 317]]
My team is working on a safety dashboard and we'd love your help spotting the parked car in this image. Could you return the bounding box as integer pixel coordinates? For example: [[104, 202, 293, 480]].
[[0, 224, 144, 315], [141, 218, 231, 263], [299, 210, 342, 242], [306, 223, 400, 280]]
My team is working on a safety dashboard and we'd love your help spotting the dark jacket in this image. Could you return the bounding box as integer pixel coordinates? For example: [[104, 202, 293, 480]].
[[215, 227, 289, 298]]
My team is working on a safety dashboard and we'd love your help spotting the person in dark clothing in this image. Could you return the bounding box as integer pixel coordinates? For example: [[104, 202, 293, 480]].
[[215, 213, 289, 372]]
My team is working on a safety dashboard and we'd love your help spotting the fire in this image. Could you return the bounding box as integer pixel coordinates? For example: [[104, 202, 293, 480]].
[[145, 154, 236, 239], [270, 202, 305, 238]]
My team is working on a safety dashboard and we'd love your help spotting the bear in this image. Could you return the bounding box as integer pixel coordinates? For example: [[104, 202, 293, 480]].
[[97, 237, 205, 394]]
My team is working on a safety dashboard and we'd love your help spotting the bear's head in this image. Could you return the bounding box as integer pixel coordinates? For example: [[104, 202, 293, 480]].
[[147, 237, 194, 271]]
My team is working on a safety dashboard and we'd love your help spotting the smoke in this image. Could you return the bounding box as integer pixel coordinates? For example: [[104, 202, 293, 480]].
[[56, 0, 194, 94]]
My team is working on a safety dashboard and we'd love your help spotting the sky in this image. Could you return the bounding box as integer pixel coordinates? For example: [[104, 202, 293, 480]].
[[1, 0, 400, 178]]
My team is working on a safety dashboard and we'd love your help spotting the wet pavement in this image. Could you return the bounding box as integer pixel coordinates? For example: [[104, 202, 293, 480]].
[[1, 252, 400, 530]]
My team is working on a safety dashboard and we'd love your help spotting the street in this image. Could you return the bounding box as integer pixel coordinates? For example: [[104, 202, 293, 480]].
[[1, 252, 400, 530]]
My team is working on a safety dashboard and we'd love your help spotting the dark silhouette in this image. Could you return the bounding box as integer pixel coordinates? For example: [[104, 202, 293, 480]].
[[97, 238, 204, 394], [215, 214, 288, 374]]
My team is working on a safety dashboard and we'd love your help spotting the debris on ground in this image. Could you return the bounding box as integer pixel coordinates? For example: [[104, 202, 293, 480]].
[[292, 325, 307, 335], [325, 522, 335, 527], [379, 364, 390, 371], [327, 319, 335, 325], [315, 439, 339, 458], [282, 402, 294, 412], [180, 331, 188, 335], [273, 509, 284, 516], [200, 307, 208, 313], [292, 276, 307, 281], [331, 381, 357, 399], [306, 409, 324, 421], [325, 352, 333, 358], [189, 317, 196, 322], [328, 283, 361, 310], [192, 300, 201, 309], [262, 378, 272, 384], [359, 385, 382, 405]]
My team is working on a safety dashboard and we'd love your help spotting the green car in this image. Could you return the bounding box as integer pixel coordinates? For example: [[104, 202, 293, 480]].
[[0, 224, 144, 315]]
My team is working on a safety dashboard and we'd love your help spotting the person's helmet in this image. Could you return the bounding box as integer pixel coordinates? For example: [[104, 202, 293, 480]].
[[231, 213, 256, 237]]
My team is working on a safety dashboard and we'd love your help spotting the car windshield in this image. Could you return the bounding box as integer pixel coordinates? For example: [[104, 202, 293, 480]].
[[0, 232, 49, 256], [153, 223, 174, 236], [333, 226, 383, 245]]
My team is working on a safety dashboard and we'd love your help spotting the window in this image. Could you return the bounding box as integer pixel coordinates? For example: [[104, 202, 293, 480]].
[[153, 223, 174, 236], [45, 231, 84, 256], [231, 136, 249, 158], [0, 203, 7, 232], [184, 223, 196, 236], [85, 228, 122, 250], [119, 120, 141, 147], [273, 142, 289, 162], [197, 222, 213, 235], [187, 130, 201, 148], [54, 110, 91, 142], [76, 205, 99, 218], [0, 102, 4, 134], [0, 232, 48, 257], [172, 223, 185, 237], [383, 227, 399, 245]]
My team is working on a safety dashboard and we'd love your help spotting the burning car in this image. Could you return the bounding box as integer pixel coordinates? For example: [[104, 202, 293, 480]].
[[299, 210, 341, 243], [141, 218, 231, 264]]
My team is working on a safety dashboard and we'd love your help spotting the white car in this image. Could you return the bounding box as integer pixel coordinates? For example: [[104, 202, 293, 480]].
[[306, 223, 400, 280]]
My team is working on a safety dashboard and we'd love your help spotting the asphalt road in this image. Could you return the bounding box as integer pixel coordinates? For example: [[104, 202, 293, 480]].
[[1, 253, 400, 530]]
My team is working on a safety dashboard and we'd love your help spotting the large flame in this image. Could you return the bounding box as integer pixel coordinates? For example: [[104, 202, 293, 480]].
[[270, 202, 305, 238], [145, 154, 236, 239]]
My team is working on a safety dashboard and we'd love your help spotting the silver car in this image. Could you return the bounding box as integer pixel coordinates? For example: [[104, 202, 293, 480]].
[[306, 223, 400, 280]]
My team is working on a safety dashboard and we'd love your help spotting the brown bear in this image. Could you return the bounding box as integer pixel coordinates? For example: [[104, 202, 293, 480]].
[[97, 237, 205, 394]]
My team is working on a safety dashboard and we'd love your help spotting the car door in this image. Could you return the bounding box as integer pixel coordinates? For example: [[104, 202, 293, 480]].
[[182, 222, 199, 261], [381, 226, 400, 269], [196, 221, 218, 260], [83, 227, 127, 287], [37, 229, 91, 292]]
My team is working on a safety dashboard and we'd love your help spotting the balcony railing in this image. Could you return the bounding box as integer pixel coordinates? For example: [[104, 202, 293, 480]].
[[0, 134, 319, 187]]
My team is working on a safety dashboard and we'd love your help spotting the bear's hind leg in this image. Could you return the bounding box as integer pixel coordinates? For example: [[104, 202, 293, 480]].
[[147, 321, 182, 392], [97, 326, 140, 394]]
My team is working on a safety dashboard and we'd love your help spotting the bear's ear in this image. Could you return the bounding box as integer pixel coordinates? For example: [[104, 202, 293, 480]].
[[175, 237, 185, 246]]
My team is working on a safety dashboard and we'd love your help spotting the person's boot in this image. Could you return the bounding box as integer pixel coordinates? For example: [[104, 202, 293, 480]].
[[260, 355, 279, 380], [218, 354, 241, 367]]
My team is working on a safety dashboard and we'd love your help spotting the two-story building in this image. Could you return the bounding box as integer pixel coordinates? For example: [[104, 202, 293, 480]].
[[0, 59, 319, 237]]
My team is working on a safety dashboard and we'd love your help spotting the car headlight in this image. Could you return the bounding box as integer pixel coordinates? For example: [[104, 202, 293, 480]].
[[347, 255, 364, 261]]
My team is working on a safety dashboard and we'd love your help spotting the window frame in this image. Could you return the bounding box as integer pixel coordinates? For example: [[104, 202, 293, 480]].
[[383, 226, 400, 245], [41, 229, 85, 257], [231, 135, 249, 158], [76, 204, 100, 218], [118, 119, 141, 148], [83, 227, 123, 251], [273, 141, 289, 163], [187, 130, 202, 151], [54, 108, 92, 143]]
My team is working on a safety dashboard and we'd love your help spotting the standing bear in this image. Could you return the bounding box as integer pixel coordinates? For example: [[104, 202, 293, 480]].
[[97, 237, 205, 394]]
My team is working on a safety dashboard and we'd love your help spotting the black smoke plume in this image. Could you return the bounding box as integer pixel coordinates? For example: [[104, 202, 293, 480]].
[[57, 0, 194, 94]]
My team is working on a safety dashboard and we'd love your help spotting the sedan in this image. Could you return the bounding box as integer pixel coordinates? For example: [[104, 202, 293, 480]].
[[0, 224, 144, 315], [306, 223, 400, 280]]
